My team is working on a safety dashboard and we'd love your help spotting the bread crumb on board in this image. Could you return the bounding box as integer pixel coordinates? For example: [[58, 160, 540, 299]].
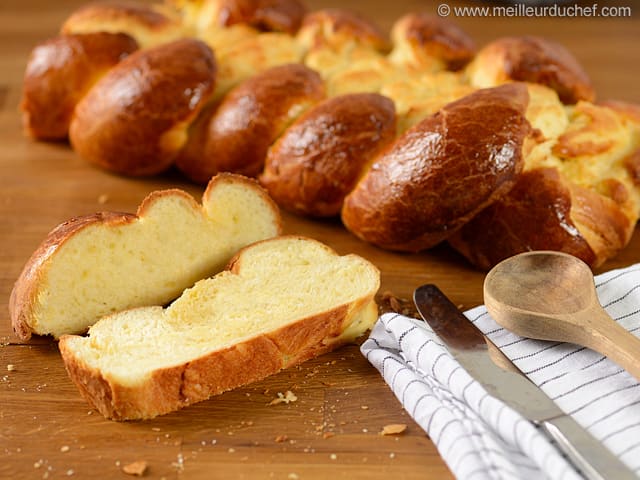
[[269, 390, 297, 405], [122, 460, 148, 476], [379, 291, 420, 318], [380, 424, 407, 435], [7, 364, 16, 371]]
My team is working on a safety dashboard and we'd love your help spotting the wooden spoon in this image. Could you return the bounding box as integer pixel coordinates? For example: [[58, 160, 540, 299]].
[[483, 250, 640, 381]]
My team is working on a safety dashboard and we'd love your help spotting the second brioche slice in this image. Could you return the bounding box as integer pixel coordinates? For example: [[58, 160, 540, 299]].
[[59, 236, 380, 420], [10, 174, 281, 340]]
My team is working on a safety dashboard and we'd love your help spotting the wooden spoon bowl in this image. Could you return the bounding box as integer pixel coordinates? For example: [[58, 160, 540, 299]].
[[483, 251, 640, 380]]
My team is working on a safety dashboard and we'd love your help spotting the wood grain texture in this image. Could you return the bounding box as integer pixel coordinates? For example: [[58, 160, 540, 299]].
[[1, 0, 639, 478]]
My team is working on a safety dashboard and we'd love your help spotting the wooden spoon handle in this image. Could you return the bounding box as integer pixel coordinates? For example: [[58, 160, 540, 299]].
[[588, 308, 640, 381]]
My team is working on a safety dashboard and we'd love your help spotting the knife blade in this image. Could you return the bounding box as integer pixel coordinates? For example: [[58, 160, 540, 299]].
[[413, 284, 636, 480]]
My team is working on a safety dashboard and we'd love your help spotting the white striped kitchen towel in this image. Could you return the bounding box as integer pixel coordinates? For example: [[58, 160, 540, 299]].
[[362, 262, 640, 480]]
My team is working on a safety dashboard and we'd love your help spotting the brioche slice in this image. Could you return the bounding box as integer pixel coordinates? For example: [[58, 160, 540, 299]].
[[10, 174, 281, 340], [58, 236, 380, 420]]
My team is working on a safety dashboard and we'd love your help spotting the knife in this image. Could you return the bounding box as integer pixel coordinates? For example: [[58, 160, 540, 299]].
[[413, 284, 636, 480]]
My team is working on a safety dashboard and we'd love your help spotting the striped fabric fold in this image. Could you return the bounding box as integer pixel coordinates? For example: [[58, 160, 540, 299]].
[[362, 263, 640, 480]]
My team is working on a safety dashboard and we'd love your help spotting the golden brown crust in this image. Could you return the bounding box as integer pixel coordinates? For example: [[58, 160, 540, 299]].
[[570, 181, 635, 265], [341, 83, 532, 251], [552, 102, 620, 158], [69, 38, 217, 176], [600, 100, 640, 126], [448, 168, 593, 270], [448, 167, 634, 270], [298, 8, 390, 52], [260, 93, 397, 217], [467, 36, 594, 104], [176, 63, 325, 182], [212, 0, 307, 33], [59, 337, 119, 415], [623, 149, 640, 188], [391, 13, 476, 71], [63, 2, 177, 32], [21, 32, 139, 140], [59, 303, 353, 420], [10, 212, 137, 340], [598, 101, 640, 188], [59, 327, 285, 420], [61, 2, 183, 47]]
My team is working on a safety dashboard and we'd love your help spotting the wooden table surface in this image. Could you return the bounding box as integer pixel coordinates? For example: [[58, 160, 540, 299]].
[[1, 1, 639, 479]]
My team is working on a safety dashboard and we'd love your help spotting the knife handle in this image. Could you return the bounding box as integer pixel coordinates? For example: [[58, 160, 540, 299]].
[[541, 415, 636, 480]]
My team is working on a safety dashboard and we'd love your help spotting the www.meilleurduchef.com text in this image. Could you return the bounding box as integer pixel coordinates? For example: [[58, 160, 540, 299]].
[[436, 3, 632, 18]]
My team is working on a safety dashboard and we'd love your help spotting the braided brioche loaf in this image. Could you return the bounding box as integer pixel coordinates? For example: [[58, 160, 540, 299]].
[[21, 0, 640, 269]]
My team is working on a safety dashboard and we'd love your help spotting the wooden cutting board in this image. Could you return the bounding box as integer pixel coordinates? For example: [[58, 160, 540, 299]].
[[1, 1, 639, 479]]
